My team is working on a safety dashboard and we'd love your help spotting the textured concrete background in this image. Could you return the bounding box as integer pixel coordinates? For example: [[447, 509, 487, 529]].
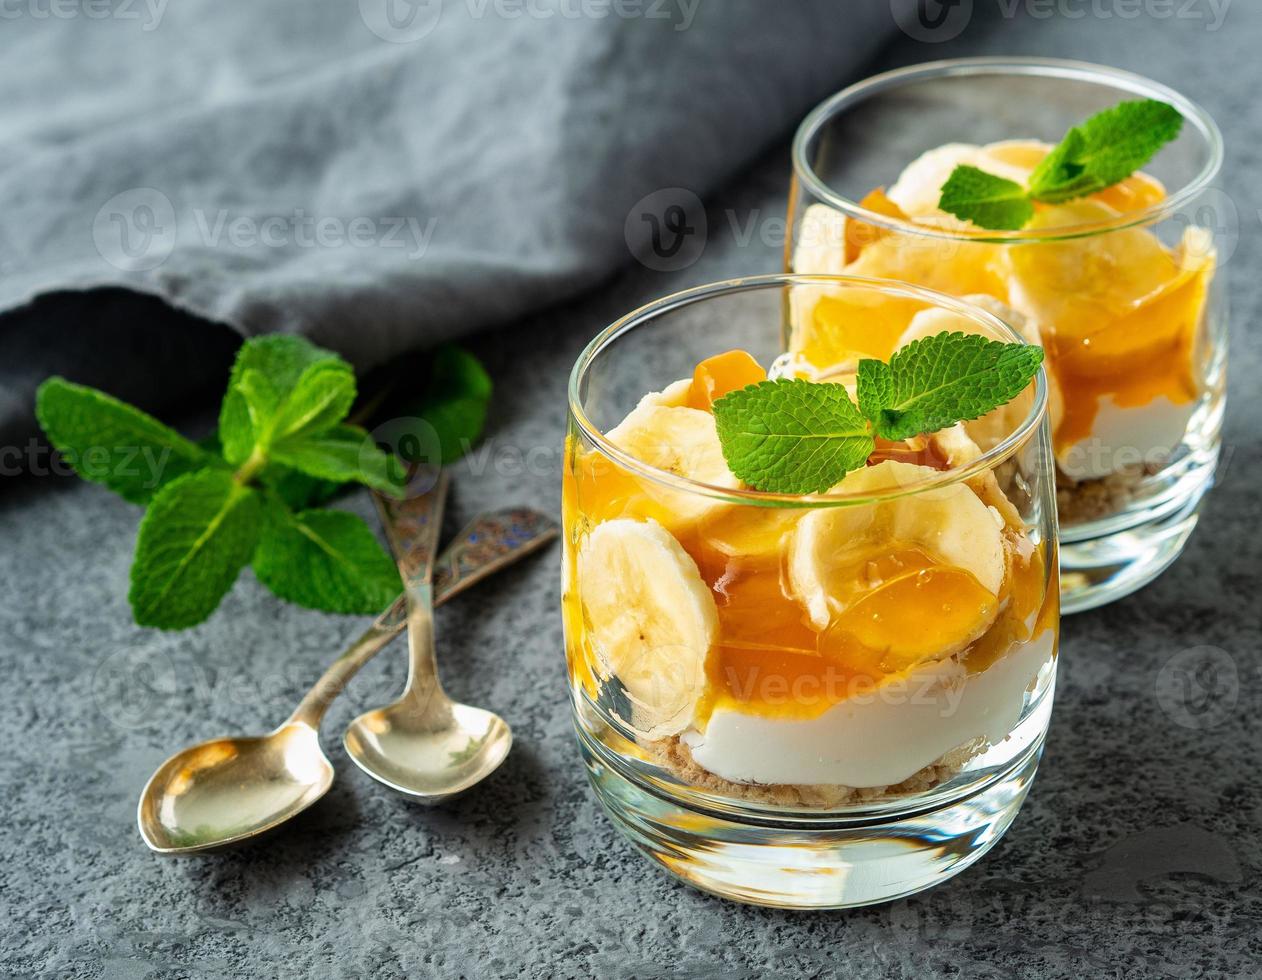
[[2, 6, 1260, 979]]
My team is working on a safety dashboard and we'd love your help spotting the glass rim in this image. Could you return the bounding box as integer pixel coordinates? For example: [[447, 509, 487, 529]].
[[567, 273, 1049, 507], [791, 56, 1225, 245]]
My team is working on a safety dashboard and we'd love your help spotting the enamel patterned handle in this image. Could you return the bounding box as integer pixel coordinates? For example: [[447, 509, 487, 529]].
[[372, 472, 450, 588], [372, 507, 560, 632]]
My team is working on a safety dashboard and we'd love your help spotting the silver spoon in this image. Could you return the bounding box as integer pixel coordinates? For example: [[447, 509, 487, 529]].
[[136, 501, 558, 854], [342, 482, 514, 803]]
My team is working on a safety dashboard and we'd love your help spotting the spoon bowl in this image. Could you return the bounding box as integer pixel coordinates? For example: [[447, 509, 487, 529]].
[[138, 722, 331, 854], [343, 483, 513, 804], [344, 700, 511, 803]]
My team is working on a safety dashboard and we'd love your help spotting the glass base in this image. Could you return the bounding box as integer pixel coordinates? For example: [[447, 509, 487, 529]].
[[578, 726, 1045, 910], [1059, 448, 1216, 615]]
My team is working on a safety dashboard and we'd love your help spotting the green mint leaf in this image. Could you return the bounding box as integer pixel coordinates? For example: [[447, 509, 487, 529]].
[[128, 470, 263, 629], [1029, 99, 1183, 202], [417, 345, 492, 464], [236, 369, 280, 434], [938, 166, 1034, 231], [270, 360, 356, 442], [857, 332, 1044, 441], [1025, 127, 1100, 203], [270, 424, 405, 496], [253, 502, 400, 614], [371, 345, 492, 466], [712, 379, 875, 494], [35, 377, 216, 505], [218, 335, 342, 465], [260, 463, 345, 509]]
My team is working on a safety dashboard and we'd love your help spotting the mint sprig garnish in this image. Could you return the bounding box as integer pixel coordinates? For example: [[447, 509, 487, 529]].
[[712, 332, 1043, 495], [35, 335, 491, 630], [938, 99, 1183, 230], [938, 166, 1034, 231], [857, 332, 1045, 441], [713, 379, 875, 495]]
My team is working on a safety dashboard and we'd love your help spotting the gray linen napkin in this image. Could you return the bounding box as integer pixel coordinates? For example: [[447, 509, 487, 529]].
[[0, 0, 903, 445]]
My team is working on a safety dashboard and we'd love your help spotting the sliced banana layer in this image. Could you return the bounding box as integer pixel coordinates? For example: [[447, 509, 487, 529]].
[[791, 202, 849, 277], [894, 295, 1040, 348], [887, 142, 1035, 219], [606, 391, 740, 527], [578, 519, 717, 737], [789, 460, 1006, 630], [697, 504, 801, 566], [622, 377, 693, 412], [1005, 198, 1182, 327], [787, 204, 852, 356], [893, 297, 1053, 452]]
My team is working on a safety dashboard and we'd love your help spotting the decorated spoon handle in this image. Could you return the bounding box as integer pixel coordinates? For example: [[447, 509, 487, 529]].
[[373, 472, 450, 587], [284, 506, 558, 729], [375, 507, 560, 632]]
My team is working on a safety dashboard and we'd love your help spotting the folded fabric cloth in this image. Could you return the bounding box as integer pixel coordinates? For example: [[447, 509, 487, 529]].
[[0, 0, 902, 441]]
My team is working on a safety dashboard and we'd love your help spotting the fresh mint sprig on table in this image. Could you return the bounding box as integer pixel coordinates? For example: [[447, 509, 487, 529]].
[[937, 99, 1184, 231], [35, 335, 491, 630], [712, 332, 1043, 495]]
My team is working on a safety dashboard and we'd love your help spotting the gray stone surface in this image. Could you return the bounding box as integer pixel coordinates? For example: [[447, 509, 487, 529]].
[[2, 7, 1260, 980]]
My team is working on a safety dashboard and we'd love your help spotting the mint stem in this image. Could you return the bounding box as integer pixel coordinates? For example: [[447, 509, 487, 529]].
[[234, 447, 267, 486]]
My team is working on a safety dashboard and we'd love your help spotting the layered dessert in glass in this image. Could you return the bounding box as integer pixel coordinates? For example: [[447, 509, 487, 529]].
[[563, 275, 1058, 908], [787, 59, 1226, 612]]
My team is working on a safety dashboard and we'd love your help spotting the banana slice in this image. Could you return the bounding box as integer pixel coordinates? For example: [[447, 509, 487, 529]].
[[894, 295, 1040, 348], [697, 504, 801, 566], [578, 519, 717, 737], [626, 377, 693, 412], [788, 204, 851, 357], [606, 398, 740, 527], [789, 460, 1006, 630], [887, 143, 1032, 219], [791, 202, 849, 276], [1005, 198, 1182, 328], [894, 298, 1048, 452]]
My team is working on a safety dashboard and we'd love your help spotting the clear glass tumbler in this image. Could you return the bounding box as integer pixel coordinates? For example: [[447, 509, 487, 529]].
[[563, 274, 1059, 908], [787, 58, 1226, 614]]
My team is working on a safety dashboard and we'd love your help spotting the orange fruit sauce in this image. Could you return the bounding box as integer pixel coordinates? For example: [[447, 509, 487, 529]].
[[792, 152, 1214, 459], [563, 351, 1053, 725]]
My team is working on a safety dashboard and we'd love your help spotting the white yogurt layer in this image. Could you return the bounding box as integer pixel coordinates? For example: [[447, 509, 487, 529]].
[[1055, 395, 1194, 482], [681, 632, 1055, 788]]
